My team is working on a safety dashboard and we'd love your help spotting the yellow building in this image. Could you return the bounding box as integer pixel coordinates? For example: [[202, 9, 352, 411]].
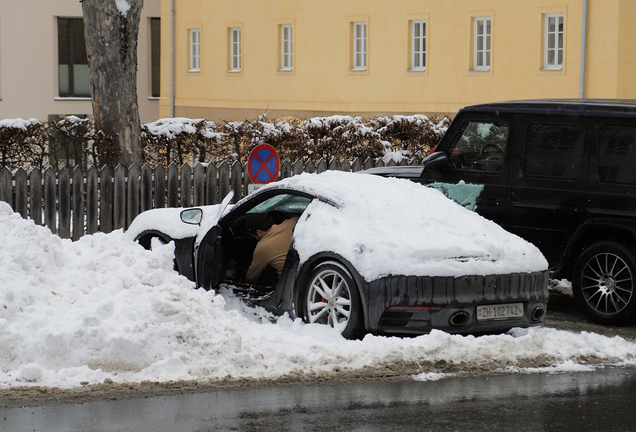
[[160, 0, 636, 121]]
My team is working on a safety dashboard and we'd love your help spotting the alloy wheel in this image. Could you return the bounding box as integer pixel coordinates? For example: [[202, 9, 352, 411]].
[[306, 268, 352, 331], [580, 252, 634, 316]]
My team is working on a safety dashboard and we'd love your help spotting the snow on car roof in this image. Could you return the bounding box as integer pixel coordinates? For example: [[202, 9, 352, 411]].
[[253, 171, 547, 279]]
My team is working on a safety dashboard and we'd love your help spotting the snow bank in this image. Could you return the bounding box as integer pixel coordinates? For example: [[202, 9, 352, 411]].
[[1, 202, 635, 389]]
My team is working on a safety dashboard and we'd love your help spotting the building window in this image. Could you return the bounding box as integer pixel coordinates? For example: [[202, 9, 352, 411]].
[[189, 28, 200, 71], [58, 18, 90, 97], [473, 17, 491, 71], [150, 18, 161, 97], [280, 24, 293, 70], [230, 27, 241, 71], [352, 21, 367, 70], [410, 20, 426, 71], [544, 13, 563, 69]]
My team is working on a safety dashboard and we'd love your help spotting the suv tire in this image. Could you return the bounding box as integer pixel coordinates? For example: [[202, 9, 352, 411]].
[[573, 241, 636, 325]]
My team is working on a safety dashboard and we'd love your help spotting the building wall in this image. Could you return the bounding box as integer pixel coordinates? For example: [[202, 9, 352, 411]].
[[161, 0, 633, 122], [0, 0, 160, 124]]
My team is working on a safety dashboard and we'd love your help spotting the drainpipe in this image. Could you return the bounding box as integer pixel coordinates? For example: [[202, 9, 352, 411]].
[[579, 0, 588, 99], [170, 0, 175, 117]]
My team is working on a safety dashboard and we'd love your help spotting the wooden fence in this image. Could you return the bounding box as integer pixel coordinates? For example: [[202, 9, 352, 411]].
[[0, 157, 420, 240]]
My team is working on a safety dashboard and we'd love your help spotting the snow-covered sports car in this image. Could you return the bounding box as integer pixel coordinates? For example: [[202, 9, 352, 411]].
[[126, 171, 549, 338]]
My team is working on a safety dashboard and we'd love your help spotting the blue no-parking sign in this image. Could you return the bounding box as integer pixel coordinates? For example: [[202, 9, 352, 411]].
[[247, 144, 280, 184]]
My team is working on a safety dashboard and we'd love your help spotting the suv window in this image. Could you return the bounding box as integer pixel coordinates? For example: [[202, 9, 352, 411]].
[[522, 123, 584, 179], [446, 120, 508, 173], [598, 125, 636, 185]]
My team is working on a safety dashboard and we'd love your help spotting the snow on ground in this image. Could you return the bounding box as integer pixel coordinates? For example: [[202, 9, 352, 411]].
[[1, 201, 635, 389]]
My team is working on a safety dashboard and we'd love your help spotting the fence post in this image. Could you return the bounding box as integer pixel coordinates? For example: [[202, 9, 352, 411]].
[[72, 166, 84, 240], [231, 161, 243, 203], [127, 164, 140, 228], [86, 165, 98, 234], [292, 159, 304, 176], [113, 164, 126, 230], [352, 157, 363, 172], [181, 163, 192, 207], [340, 159, 351, 172], [219, 162, 230, 201], [193, 162, 205, 206], [328, 158, 339, 171], [305, 159, 315, 174], [30, 168, 42, 225], [58, 167, 71, 239], [206, 163, 218, 205], [316, 158, 327, 173], [140, 164, 153, 212], [154, 164, 166, 209], [363, 157, 375, 170], [100, 165, 114, 233], [167, 163, 179, 208], [280, 159, 291, 179], [0, 167, 11, 207], [242, 162, 251, 197], [44, 167, 56, 234], [14, 168, 27, 219]]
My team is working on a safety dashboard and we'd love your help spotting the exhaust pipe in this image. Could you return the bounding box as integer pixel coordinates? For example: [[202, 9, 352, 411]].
[[531, 306, 545, 321], [449, 311, 470, 327]]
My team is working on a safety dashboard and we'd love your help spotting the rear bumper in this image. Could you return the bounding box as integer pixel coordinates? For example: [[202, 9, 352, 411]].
[[364, 271, 549, 335]]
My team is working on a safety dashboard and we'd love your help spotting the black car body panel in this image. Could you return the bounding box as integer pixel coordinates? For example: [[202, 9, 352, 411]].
[[365, 271, 548, 335], [365, 99, 636, 325]]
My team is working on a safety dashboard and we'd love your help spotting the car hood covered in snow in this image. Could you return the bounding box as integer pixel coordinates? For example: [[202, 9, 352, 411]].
[[246, 171, 548, 280]]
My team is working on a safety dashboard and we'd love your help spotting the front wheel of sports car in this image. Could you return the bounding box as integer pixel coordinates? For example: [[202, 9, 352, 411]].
[[573, 241, 636, 326], [303, 261, 365, 339]]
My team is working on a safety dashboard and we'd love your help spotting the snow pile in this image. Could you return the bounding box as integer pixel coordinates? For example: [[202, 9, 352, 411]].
[[1, 202, 635, 389], [0, 118, 42, 130]]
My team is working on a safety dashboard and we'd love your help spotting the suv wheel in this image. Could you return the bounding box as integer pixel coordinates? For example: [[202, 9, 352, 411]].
[[573, 241, 636, 325]]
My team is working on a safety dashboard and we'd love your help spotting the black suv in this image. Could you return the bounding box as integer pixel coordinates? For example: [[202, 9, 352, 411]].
[[366, 99, 636, 326]]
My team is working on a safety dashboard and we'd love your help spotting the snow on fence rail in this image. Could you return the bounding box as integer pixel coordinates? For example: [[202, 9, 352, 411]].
[[0, 157, 421, 240]]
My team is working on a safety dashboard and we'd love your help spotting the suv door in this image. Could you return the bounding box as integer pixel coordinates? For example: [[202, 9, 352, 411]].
[[420, 114, 513, 226], [505, 116, 589, 266]]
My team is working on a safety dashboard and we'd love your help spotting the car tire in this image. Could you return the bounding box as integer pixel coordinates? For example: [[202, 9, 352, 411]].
[[302, 261, 365, 339], [136, 233, 170, 250], [573, 241, 636, 325]]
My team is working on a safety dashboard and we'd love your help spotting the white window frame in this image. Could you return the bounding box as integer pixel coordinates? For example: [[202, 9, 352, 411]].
[[280, 24, 293, 70], [352, 21, 367, 70], [189, 28, 200, 72], [544, 13, 563, 70], [473, 17, 491, 71], [410, 20, 426, 71], [230, 27, 241, 71]]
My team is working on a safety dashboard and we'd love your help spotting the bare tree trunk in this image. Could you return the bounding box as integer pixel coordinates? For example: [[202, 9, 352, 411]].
[[82, 0, 144, 167]]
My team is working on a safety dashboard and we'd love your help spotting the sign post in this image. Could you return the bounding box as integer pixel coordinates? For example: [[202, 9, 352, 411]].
[[247, 144, 280, 193]]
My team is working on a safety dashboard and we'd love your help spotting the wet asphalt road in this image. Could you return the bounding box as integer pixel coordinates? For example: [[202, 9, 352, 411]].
[[3, 366, 636, 432]]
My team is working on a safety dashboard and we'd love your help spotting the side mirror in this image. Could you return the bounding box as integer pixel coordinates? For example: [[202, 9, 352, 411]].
[[180, 208, 203, 225], [422, 151, 449, 170]]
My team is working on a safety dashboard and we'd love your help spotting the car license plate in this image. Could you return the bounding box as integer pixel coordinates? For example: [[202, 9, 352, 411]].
[[476, 303, 524, 320]]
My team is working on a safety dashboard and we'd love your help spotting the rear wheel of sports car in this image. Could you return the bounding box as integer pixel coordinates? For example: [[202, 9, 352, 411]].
[[573, 241, 636, 325], [303, 261, 365, 339]]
